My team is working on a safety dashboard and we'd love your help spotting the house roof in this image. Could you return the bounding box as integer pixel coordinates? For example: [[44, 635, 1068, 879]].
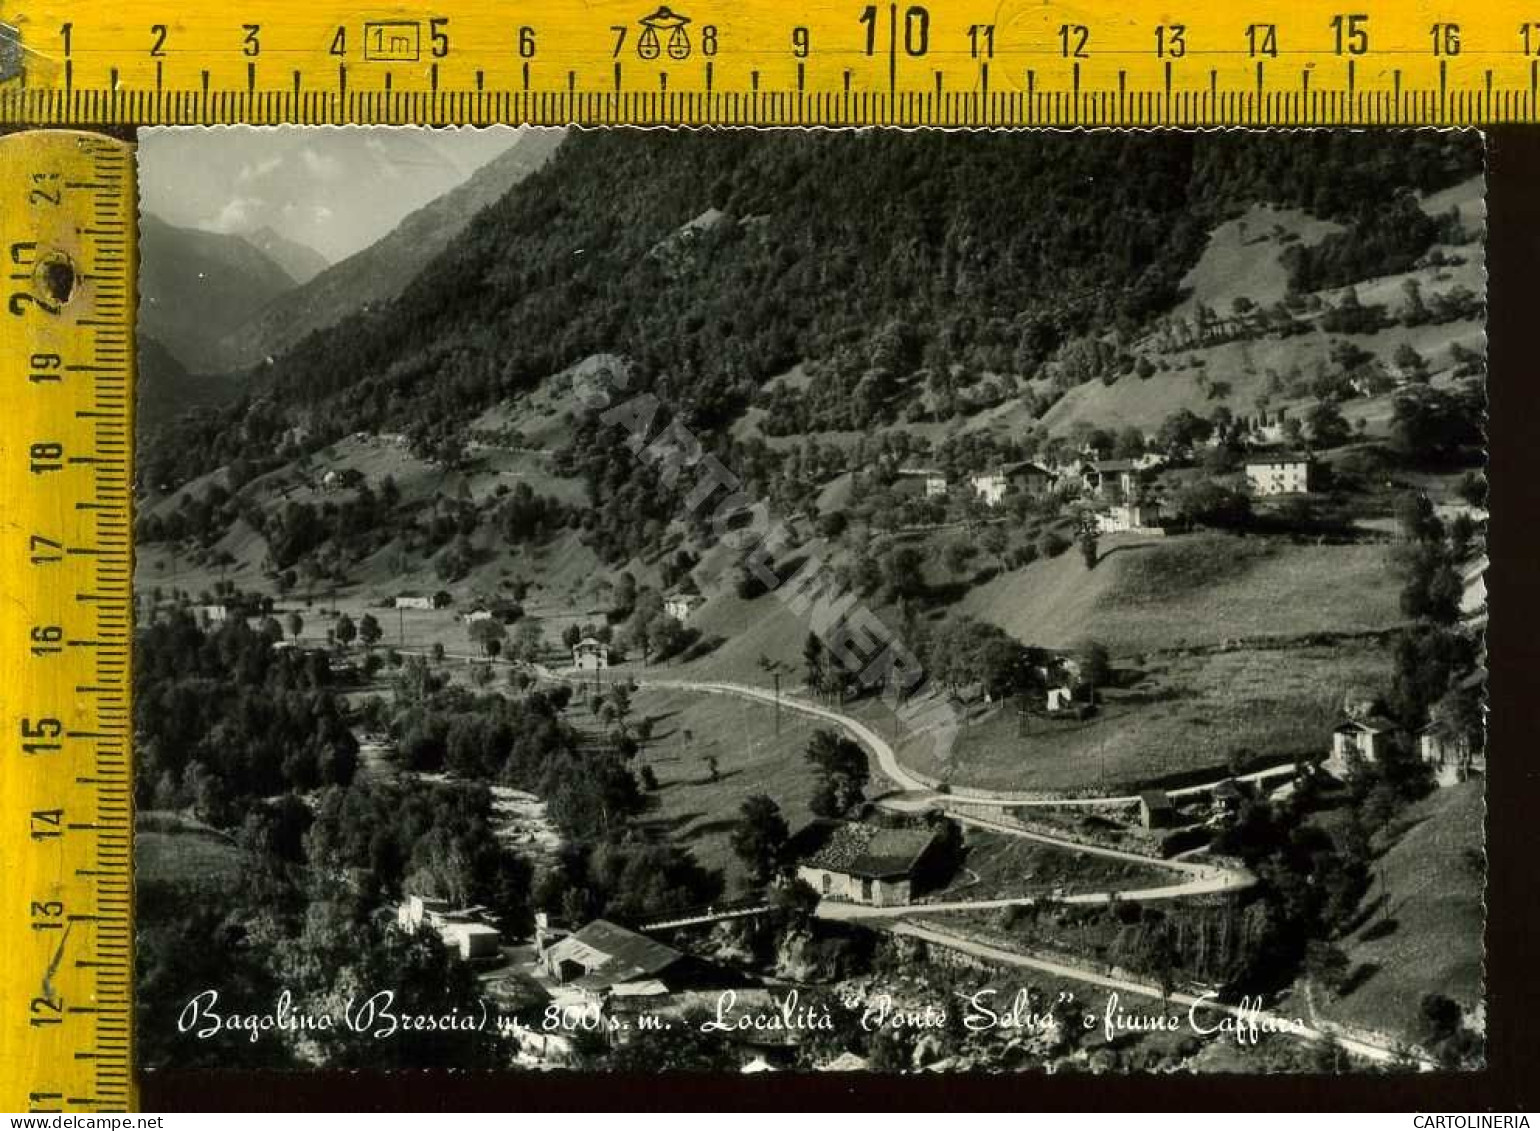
[[1244, 450, 1313, 466], [1138, 789, 1174, 811], [896, 466, 945, 478], [575, 636, 607, 650], [667, 593, 705, 606], [791, 820, 938, 880], [546, 919, 683, 985], [1334, 715, 1399, 734], [1093, 458, 1140, 473], [997, 460, 1054, 479]]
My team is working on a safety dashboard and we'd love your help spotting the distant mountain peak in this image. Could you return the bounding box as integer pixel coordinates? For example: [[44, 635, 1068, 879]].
[[243, 225, 332, 285]]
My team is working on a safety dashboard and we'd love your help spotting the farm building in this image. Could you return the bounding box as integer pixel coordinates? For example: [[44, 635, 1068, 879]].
[[1138, 790, 1177, 830], [664, 594, 706, 623], [1244, 452, 1315, 497], [894, 466, 949, 498], [397, 895, 503, 961], [536, 918, 686, 1002], [1082, 459, 1142, 499], [463, 608, 495, 623], [790, 819, 947, 907], [394, 595, 434, 611], [1328, 716, 1400, 775], [969, 461, 1055, 507], [573, 637, 610, 671]]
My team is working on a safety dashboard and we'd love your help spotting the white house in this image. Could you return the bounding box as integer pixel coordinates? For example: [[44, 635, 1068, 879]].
[[969, 461, 1056, 507], [664, 594, 705, 623], [464, 608, 495, 623], [397, 894, 503, 960], [1082, 459, 1142, 499], [1245, 453, 1314, 496], [573, 637, 610, 671], [394, 595, 434, 611], [1327, 716, 1399, 776], [1096, 501, 1163, 534]]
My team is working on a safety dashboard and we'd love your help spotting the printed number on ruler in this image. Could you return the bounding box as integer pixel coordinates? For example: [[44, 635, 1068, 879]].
[[0, 130, 136, 1114], [0, 0, 1538, 122]]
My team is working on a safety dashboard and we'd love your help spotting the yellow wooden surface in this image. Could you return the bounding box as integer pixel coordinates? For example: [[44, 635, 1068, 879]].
[[0, 130, 135, 1113], [0, 0, 1537, 124]]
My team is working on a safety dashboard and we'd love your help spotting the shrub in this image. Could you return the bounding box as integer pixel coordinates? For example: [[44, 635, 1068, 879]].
[[1037, 530, 1071, 559]]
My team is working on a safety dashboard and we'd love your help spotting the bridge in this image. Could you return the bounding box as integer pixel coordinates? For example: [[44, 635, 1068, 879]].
[[635, 897, 775, 932]]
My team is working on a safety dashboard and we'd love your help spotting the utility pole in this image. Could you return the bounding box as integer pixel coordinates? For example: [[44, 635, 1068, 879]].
[[759, 655, 789, 736]]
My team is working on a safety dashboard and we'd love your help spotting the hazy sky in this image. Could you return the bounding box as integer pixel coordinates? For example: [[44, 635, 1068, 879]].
[[138, 126, 527, 262]]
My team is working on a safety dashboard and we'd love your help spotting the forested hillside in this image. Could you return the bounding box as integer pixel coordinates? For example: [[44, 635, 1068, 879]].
[[138, 213, 300, 373], [216, 128, 567, 370], [143, 130, 1481, 492]]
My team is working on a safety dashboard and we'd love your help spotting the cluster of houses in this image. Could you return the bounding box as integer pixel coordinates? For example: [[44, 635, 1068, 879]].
[[889, 446, 1318, 528], [1329, 692, 1486, 787]]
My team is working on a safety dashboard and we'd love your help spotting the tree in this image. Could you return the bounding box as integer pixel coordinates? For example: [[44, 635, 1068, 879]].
[[1173, 479, 1251, 529], [335, 614, 357, 649], [358, 613, 382, 649], [1393, 342, 1429, 383], [1306, 400, 1352, 449], [730, 794, 790, 886], [468, 617, 507, 658], [1395, 492, 1441, 544], [883, 545, 927, 601], [1079, 528, 1099, 570], [1073, 639, 1111, 697], [944, 540, 975, 576], [805, 729, 869, 816], [285, 611, 304, 642], [980, 524, 1009, 565], [1304, 940, 1350, 996], [803, 633, 828, 701]]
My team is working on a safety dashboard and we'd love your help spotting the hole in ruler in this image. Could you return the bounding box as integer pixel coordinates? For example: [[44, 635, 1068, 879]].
[[37, 252, 77, 307]]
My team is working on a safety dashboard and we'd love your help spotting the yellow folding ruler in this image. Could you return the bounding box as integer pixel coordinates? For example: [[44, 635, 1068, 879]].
[[0, 129, 134, 1113], [0, 0, 1518, 1115], [0, 0, 1537, 125]]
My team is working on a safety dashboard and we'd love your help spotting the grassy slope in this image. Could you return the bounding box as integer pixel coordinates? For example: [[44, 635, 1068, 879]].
[[960, 532, 1403, 657], [136, 812, 247, 894], [888, 642, 1391, 792], [630, 686, 822, 891], [1308, 780, 1486, 1042], [935, 828, 1179, 901]]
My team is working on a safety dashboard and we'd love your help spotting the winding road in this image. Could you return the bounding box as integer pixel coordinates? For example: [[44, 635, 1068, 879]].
[[539, 665, 1424, 1066]]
